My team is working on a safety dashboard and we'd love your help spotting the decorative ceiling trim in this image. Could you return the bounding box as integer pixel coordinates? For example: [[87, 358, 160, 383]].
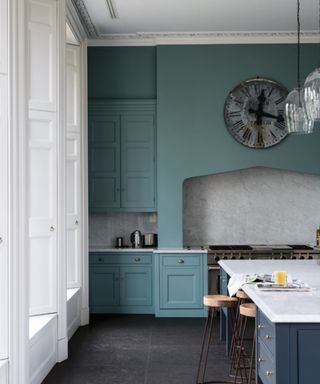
[[88, 30, 319, 46], [105, 0, 119, 19], [71, 0, 98, 38]]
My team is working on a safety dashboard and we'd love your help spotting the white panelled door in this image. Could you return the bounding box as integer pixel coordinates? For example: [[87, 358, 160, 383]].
[[28, 110, 57, 315], [28, 0, 58, 315], [0, 0, 7, 74], [66, 44, 81, 288], [0, 74, 8, 359], [0, 0, 8, 360], [28, 0, 57, 112]]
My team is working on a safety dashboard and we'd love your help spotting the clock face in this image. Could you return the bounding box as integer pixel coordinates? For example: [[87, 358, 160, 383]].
[[224, 78, 288, 148]]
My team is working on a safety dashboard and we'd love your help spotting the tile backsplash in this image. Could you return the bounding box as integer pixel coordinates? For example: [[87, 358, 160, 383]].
[[89, 212, 158, 247]]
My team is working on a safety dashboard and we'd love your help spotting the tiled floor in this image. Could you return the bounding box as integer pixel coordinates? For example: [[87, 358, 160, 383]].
[[43, 314, 232, 384]]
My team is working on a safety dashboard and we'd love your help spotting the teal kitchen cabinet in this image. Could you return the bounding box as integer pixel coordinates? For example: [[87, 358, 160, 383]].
[[89, 252, 154, 314], [88, 100, 156, 212], [154, 252, 208, 317]]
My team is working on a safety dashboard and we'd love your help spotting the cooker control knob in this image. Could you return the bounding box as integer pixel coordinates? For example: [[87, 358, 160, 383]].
[[231, 256, 236, 260], [291, 256, 296, 259], [214, 256, 220, 262], [280, 256, 286, 260], [223, 256, 228, 260], [308, 255, 313, 259], [239, 256, 244, 260], [299, 256, 305, 260]]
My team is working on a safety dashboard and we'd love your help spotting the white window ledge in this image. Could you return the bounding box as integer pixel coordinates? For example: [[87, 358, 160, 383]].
[[67, 287, 80, 301], [29, 314, 57, 341]]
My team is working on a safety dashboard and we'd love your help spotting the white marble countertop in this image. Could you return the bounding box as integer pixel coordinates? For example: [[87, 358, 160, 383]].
[[89, 246, 155, 252], [89, 247, 207, 254], [219, 260, 320, 323], [153, 249, 207, 254]]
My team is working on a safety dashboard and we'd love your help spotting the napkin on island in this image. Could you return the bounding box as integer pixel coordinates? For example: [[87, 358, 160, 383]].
[[227, 274, 258, 297], [227, 273, 293, 296]]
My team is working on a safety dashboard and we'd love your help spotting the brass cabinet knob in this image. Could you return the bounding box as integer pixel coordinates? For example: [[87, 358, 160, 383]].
[[134, 257, 141, 262], [178, 259, 185, 264], [258, 357, 264, 362], [0, 237, 2, 244], [266, 371, 273, 376], [50, 226, 55, 232], [98, 258, 103, 262], [75, 220, 79, 225], [258, 324, 265, 329], [265, 334, 272, 340]]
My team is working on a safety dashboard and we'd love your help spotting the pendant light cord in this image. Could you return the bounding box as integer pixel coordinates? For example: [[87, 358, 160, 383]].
[[297, 0, 301, 89], [318, 0, 320, 66]]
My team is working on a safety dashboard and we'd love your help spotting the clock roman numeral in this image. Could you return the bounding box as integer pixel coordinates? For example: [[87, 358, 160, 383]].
[[242, 127, 252, 142], [227, 110, 242, 118], [233, 120, 245, 132], [257, 130, 264, 146], [270, 130, 277, 139], [268, 87, 274, 97], [241, 87, 251, 98], [235, 99, 244, 105], [275, 96, 286, 105]]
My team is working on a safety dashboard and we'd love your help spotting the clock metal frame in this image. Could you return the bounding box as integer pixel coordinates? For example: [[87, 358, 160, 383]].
[[224, 77, 288, 149]]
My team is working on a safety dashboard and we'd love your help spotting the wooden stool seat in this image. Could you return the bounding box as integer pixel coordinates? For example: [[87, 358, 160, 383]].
[[239, 303, 256, 318], [203, 294, 238, 308], [236, 289, 249, 300]]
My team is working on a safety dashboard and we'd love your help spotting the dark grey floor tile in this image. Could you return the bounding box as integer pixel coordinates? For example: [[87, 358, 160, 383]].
[[43, 365, 146, 384], [44, 315, 232, 384]]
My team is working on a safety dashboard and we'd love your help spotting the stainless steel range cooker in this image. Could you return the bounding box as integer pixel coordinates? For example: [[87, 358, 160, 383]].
[[202, 244, 320, 295]]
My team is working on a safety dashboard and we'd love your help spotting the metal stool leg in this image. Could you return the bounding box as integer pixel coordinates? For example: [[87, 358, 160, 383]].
[[197, 307, 215, 384]]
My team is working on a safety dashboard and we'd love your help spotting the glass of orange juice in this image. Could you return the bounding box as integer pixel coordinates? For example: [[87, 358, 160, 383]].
[[273, 271, 287, 285]]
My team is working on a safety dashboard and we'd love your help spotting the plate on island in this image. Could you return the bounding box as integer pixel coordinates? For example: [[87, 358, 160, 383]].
[[256, 283, 313, 292]]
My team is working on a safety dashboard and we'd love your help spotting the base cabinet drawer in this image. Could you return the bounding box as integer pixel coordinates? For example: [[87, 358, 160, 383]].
[[257, 339, 276, 384], [257, 309, 275, 356]]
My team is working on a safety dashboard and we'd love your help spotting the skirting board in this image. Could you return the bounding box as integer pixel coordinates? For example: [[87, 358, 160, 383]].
[[0, 360, 8, 384]]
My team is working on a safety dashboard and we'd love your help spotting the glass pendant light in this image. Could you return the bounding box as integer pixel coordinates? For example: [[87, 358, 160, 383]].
[[285, 0, 314, 134], [304, 0, 320, 121]]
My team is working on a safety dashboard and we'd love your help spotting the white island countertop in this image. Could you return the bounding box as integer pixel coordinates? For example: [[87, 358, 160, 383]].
[[219, 260, 320, 323]]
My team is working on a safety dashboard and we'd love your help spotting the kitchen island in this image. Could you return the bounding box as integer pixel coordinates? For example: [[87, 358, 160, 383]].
[[219, 260, 320, 384]]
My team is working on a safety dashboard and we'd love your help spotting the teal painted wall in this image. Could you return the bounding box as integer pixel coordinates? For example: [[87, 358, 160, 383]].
[[87, 44, 320, 248], [156, 44, 320, 247], [88, 47, 156, 99]]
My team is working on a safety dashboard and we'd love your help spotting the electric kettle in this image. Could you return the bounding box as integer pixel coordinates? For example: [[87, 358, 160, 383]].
[[130, 230, 142, 248]]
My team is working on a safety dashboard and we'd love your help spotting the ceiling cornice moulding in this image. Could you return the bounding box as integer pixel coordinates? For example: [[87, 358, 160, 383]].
[[71, 0, 98, 38], [88, 31, 319, 46]]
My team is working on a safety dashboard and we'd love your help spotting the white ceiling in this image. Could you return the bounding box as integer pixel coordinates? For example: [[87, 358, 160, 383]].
[[83, 0, 319, 37]]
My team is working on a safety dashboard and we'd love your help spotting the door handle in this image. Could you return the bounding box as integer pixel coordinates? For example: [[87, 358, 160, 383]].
[[75, 220, 79, 225], [50, 226, 55, 232]]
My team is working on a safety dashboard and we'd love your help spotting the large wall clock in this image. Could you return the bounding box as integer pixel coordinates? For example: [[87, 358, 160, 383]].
[[224, 77, 288, 148]]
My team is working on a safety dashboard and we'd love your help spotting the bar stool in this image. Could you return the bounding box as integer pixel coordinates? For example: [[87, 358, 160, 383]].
[[229, 290, 251, 374], [233, 303, 256, 384], [196, 294, 238, 384]]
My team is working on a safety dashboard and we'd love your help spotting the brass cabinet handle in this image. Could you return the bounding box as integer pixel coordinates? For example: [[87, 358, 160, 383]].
[[98, 258, 103, 262], [178, 259, 185, 264], [75, 220, 79, 225], [265, 334, 272, 340], [266, 371, 273, 376], [134, 257, 141, 262], [50, 226, 55, 232], [258, 324, 265, 329], [258, 357, 264, 362]]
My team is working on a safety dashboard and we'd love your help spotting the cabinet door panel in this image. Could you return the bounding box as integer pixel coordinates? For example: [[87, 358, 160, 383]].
[[121, 114, 155, 208], [160, 268, 202, 309], [121, 266, 152, 306], [90, 266, 119, 307], [89, 114, 120, 209]]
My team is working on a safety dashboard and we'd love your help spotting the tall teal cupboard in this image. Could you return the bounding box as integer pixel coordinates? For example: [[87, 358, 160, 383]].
[[88, 100, 156, 212]]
